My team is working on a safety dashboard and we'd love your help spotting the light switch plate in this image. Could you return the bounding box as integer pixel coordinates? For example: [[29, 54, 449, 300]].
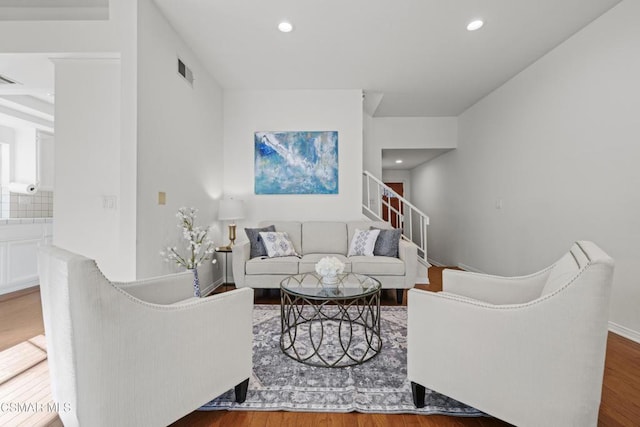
[[158, 192, 166, 205], [102, 196, 117, 210]]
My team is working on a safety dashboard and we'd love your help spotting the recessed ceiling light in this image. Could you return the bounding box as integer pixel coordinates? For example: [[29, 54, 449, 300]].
[[395, 160, 403, 164], [278, 21, 293, 33], [467, 19, 484, 31]]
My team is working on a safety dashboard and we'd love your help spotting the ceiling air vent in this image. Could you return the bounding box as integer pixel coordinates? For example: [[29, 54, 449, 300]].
[[177, 58, 194, 86]]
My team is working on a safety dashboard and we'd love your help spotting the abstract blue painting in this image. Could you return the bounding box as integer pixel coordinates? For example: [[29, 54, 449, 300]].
[[254, 131, 339, 195]]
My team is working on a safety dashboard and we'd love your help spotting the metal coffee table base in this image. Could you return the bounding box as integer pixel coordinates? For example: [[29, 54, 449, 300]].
[[280, 291, 381, 367]]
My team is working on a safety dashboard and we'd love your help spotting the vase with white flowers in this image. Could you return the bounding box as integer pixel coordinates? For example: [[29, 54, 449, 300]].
[[161, 207, 217, 297], [315, 256, 345, 288]]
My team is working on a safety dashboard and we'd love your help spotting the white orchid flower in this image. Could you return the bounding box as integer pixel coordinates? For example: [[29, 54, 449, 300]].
[[161, 207, 218, 270]]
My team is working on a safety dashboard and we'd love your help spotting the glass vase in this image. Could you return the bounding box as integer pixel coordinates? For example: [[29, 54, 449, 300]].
[[321, 273, 339, 288]]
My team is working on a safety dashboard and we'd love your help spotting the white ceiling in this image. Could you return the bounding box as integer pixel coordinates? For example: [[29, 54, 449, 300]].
[[153, 0, 620, 117], [0, 54, 54, 132]]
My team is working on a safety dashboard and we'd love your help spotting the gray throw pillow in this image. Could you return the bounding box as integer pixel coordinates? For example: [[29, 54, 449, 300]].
[[371, 227, 402, 257], [245, 225, 276, 258]]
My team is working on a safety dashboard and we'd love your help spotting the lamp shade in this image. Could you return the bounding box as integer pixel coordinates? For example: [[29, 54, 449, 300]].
[[218, 199, 245, 221]]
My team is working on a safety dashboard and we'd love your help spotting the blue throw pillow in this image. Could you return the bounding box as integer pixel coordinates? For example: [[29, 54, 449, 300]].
[[244, 225, 275, 258], [371, 227, 402, 258]]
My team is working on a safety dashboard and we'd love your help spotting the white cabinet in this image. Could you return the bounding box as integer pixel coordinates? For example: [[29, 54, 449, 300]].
[[0, 220, 52, 294], [12, 128, 37, 184], [6, 128, 54, 191]]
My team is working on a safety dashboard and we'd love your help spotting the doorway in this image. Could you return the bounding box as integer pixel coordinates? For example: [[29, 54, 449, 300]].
[[382, 182, 404, 229]]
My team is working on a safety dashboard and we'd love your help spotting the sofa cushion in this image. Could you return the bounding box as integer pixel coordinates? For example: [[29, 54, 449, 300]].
[[371, 227, 402, 258], [348, 229, 380, 257], [351, 255, 405, 276], [259, 221, 302, 255], [302, 222, 348, 255], [259, 231, 300, 258], [299, 254, 352, 274], [246, 256, 300, 275], [347, 221, 391, 246], [244, 225, 275, 258]]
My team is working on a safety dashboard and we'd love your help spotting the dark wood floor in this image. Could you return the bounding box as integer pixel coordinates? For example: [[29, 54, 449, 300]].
[[1, 268, 639, 426]]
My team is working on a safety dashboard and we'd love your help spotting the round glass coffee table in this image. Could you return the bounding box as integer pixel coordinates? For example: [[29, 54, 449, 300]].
[[280, 272, 382, 368]]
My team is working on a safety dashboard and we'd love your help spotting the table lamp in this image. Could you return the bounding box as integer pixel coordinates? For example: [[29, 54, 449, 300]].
[[218, 199, 245, 250]]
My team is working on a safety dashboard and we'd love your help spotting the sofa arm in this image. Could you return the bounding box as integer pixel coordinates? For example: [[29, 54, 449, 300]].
[[443, 267, 552, 304], [398, 239, 418, 288], [232, 242, 250, 287]]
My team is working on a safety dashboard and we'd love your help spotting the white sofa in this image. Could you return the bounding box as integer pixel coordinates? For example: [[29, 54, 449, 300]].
[[232, 220, 417, 303], [38, 245, 254, 427], [407, 241, 614, 427]]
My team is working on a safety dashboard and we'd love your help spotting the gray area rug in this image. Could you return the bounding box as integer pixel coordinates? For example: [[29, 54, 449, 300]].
[[200, 304, 483, 416]]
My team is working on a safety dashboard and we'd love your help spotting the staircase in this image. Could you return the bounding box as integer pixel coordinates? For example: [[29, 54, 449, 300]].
[[362, 171, 430, 283]]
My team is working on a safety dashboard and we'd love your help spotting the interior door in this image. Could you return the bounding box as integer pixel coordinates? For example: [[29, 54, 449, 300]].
[[382, 182, 404, 229]]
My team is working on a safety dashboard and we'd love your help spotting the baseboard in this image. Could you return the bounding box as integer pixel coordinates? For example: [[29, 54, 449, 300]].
[[609, 321, 640, 344], [424, 259, 485, 272], [0, 285, 40, 302], [427, 257, 445, 267], [457, 263, 485, 273], [0, 280, 39, 297], [201, 277, 224, 296]]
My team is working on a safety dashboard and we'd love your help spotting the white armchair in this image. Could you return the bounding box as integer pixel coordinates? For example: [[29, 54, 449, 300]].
[[38, 246, 254, 427], [407, 241, 614, 427]]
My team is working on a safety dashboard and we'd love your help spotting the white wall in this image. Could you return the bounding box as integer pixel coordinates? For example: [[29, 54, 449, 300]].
[[367, 117, 457, 178], [1, 0, 223, 284], [0, 0, 139, 280], [363, 112, 375, 173], [412, 0, 640, 337], [135, 0, 224, 284], [411, 154, 460, 267], [223, 90, 363, 226], [53, 59, 127, 280]]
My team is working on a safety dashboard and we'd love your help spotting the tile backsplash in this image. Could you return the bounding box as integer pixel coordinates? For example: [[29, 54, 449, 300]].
[[0, 188, 54, 218]]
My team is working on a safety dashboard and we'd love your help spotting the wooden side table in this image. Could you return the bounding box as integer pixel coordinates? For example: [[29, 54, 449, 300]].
[[215, 247, 233, 290]]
